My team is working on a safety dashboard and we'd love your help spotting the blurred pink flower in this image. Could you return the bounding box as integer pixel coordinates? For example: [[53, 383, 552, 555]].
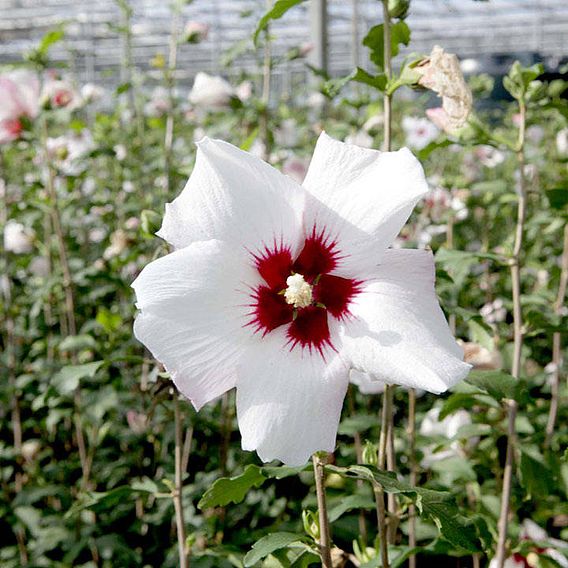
[[184, 21, 209, 43], [0, 69, 40, 144], [42, 76, 82, 110]]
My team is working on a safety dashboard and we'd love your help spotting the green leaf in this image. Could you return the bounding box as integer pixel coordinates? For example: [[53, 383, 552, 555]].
[[243, 532, 305, 567], [362, 21, 411, 70], [519, 447, 555, 500], [435, 248, 503, 286], [59, 334, 97, 352], [198, 464, 267, 509], [96, 307, 122, 333], [253, 0, 306, 45], [351, 67, 387, 91], [37, 29, 65, 57], [65, 485, 155, 518], [546, 188, 568, 211], [466, 370, 523, 402], [328, 494, 375, 522], [326, 465, 486, 552], [467, 319, 494, 351], [51, 362, 103, 395]]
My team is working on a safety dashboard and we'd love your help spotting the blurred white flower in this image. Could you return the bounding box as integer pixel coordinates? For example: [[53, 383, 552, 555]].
[[47, 130, 95, 176], [0, 69, 40, 144], [475, 145, 506, 168], [489, 519, 568, 568], [125, 217, 140, 230], [184, 21, 209, 43], [420, 407, 472, 466], [81, 83, 105, 103], [21, 439, 41, 462], [88, 228, 106, 243], [144, 87, 171, 117], [417, 224, 447, 247], [104, 229, 129, 260], [126, 410, 149, 434], [122, 180, 135, 193], [345, 130, 374, 148], [4, 220, 34, 253], [29, 256, 50, 278], [189, 72, 233, 111], [282, 155, 309, 184], [556, 128, 568, 155], [307, 91, 326, 110], [235, 80, 253, 101], [480, 298, 507, 325], [526, 125, 544, 145], [402, 116, 439, 150], [114, 144, 127, 161], [275, 118, 299, 148]]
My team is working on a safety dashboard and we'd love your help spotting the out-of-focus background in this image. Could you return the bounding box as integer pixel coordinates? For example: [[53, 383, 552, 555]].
[[1, 0, 568, 91]]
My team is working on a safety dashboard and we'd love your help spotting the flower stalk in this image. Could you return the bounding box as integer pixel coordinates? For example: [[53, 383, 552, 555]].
[[407, 388, 417, 568], [312, 453, 333, 568], [544, 223, 568, 448], [164, 2, 181, 196], [173, 393, 189, 568], [495, 98, 527, 568], [260, 0, 272, 162]]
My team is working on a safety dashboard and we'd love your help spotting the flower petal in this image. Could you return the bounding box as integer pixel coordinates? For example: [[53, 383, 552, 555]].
[[132, 239, 259, 410], [302, 132, 429, 277], [340, 248, 470, 393], [236, 328, 349, 465], [158, 137, 305, 255]]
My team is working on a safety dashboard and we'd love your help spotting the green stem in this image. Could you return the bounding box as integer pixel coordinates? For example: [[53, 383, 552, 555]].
[[173, 394, 189, 568], [495, 98, 527, 568], [313, 454, 333, 568]]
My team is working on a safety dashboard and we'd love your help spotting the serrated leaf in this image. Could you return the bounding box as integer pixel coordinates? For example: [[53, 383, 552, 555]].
[[466, 370, 523, 402], [243, 532, 305, 567], [351, 67, 387, 91], [362, 21, 411, 70], [198, 464, 266, 509], [253, 0, 306, 45], [326, 464, 485, 552], [51, 361, 103, 395]]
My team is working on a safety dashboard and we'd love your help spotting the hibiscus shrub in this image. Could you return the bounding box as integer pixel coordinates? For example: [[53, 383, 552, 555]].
[[1, 3, 567, 568]]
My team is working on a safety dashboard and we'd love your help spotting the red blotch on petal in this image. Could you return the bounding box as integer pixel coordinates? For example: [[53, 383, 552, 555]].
[[314, 274, 361, 319], [287, 306, 333, 355], [253, 246, 293, 289], [293, 227, 341, 279], [249, 286, 294, 335]]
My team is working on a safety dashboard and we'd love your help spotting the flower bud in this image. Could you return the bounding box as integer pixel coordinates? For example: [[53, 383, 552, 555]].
[[302, 509, 320, 541], [388, 0, 410, 19], [362, 441, 378, 466]]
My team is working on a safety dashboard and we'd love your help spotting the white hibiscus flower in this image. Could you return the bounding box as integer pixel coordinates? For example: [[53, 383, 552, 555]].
[[132, 132, 470, 465]]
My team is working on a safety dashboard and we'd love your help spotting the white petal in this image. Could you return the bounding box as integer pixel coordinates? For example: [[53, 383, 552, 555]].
[[236, 328, 350, 466], [302, 132, 429, 277], [158, 137, 305, 255], [340, 249, 471, 393], [349, 369, 385, 395], [132, 240, 259, 410]]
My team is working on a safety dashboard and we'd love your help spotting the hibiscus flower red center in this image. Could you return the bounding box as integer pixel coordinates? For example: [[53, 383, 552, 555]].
[[247, 228, 362, 355]]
